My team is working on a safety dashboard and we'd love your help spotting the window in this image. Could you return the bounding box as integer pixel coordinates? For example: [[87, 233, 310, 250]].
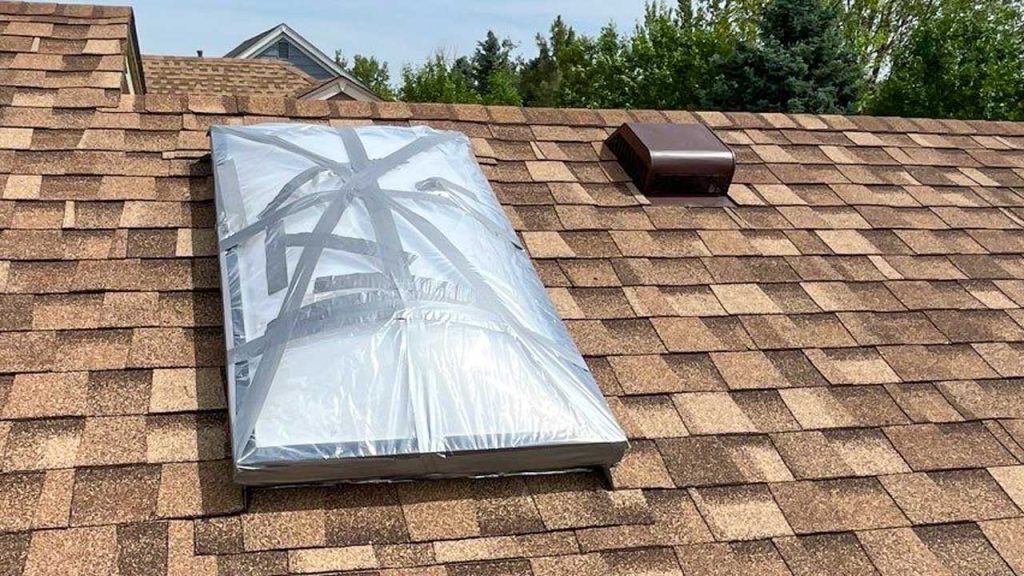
[[277, 40, 289, 59]]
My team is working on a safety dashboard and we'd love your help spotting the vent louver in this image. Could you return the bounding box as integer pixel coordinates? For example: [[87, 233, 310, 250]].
[[606, 122, 735, 197]]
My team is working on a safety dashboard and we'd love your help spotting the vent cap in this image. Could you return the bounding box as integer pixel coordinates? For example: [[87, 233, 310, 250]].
[[606, 122, 735, 197]]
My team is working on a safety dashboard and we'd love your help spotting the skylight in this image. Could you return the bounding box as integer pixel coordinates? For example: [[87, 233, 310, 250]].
[[211, 123, 628, 485]]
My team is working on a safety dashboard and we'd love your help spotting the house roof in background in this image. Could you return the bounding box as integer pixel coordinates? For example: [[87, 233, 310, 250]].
[[222, 22, 278, 58], [222, 22, 378, 100], [3, 2, 1024, 575], [297, 73, 381, 101], [141, 55, 317, 98]]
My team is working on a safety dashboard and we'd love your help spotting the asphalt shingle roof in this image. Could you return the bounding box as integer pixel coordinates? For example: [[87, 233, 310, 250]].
[[141, 55, 317, 98], [3, 2, 1024, 575], [0, 0, 134, 108]]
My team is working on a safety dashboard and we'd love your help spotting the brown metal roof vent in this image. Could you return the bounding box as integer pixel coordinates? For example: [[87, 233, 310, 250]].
[[606, 123, 735, 197]]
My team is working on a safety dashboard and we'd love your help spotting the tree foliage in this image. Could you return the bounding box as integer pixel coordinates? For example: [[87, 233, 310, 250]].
[[711, 0, 864, 113], [398, 31, 522, 105], [339, 0, 1024, 120], [398, 52, 478, 104], [868, 0, 1024, 120], [835, 0, 933, 85], [471, 31, 518, 98], [336, 52, 395, 100]]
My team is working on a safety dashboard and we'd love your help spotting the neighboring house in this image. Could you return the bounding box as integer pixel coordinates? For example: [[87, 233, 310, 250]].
[[4, 2, 1024, 576], [224, 23, 378, 101]]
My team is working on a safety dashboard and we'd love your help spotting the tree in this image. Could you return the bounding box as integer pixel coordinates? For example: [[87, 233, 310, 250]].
[[336, 52, 395, 100], [711, 0, 864, 113], [471, 31, 518, 97], [518, 2, 749, 110], [481, 67, 523, 105], [519, 35, 560, 107], [695, 0, 769, 42], [835, 0, 933, 86], [624, 3, 702, 109], [520, 16, 596, 107], [398, 52, 479, 103], [868, 0, 1024, 120], [587, 24, 628, 108]]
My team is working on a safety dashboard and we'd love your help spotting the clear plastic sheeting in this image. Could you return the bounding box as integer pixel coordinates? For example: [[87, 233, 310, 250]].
[[210, 123, 628, 485]]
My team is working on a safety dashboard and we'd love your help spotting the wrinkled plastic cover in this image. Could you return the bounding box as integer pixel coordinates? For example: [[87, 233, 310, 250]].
[[210, 123, 627, 485]]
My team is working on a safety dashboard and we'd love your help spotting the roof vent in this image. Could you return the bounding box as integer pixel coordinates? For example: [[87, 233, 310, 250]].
[[606, 123, 735, 197]]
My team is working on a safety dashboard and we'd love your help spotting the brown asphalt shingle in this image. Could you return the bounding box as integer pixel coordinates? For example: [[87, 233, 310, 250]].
[[141, 55, 317, 98], [2, 2, 1024, 573]]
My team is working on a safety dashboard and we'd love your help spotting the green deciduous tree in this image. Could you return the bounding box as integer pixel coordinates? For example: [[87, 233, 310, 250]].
[[481, 67, 523, 105], [867, 0, 1024, 120], [398, 52, 479, 103], [336, 52, 395, 100], [337, 0, 1023, 120], [518, 2, 746, 110], [835, 0, 933, 86], [711, 0, 864, 113], [396, 31, 523, 105], [624, 4, 690, 108]]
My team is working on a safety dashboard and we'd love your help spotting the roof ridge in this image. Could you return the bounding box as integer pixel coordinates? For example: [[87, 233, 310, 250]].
[[0, 1, 132, 19], [142, 54, 311, 68], [92, 94, 1024, 132]]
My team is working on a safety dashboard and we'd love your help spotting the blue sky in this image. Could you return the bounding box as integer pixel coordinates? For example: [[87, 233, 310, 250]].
[[71, 0, 649, 75]]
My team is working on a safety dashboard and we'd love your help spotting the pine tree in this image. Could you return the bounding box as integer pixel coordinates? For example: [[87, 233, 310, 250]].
[[519, 32, 560, 106], [471, 31, 517, 96], [519, 16, 592, 107], [711, 0, 864, 113]]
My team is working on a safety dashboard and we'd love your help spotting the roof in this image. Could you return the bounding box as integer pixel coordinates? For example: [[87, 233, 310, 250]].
[[222, 22, 380, 101], [0, 0, 144, 105], [141, 55, 317, 98], [297, 74, 381, 102], [223, 23, 277, 58], [2, 4, 1024, 576]]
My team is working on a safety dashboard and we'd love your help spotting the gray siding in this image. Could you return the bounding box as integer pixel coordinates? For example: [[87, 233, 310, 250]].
[[255, 40, 334, 80]]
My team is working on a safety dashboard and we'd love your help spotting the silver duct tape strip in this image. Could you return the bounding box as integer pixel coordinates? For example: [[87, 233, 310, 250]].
[[264, 220, 289, 294], [414, 176, 522, 248], [220, 188, 345, 250], [313, 271, 394, 293], [339, 128, 415, 297], [285, 232, 417, 265], [259, 165, 334, 220], [313, 272, 471, 304], [226, 279, 478, 365], [214, 158, 248, 233], [211, 152, 251, 428], [220, 181, 518, 252]]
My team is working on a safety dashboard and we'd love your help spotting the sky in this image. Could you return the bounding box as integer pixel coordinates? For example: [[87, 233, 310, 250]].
[[68, 0, 649, 76]]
